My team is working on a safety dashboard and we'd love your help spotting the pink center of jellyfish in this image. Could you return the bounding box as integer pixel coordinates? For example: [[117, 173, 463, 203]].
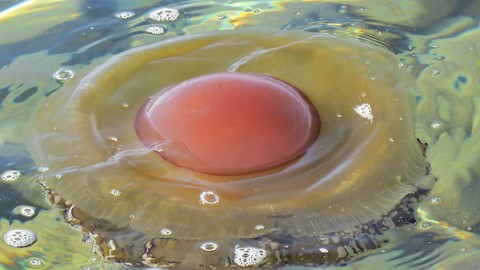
[[135, 72, 320, 175]]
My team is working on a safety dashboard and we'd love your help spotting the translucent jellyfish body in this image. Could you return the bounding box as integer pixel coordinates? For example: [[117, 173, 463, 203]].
[[27, 30, 430, 267]]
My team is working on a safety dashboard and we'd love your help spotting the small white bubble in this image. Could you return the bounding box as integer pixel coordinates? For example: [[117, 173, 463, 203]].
[[353, 103, 373, 122], [336, 113, 342, 118], [380, 249, 387, 253], [199, 191, 220, 205], [26, 258, 45, 268], [19, 206, 36, 217], [55, 174, 62, 179], [420, 222, 432, 229], [200, 242, 218, 252], [1, 170, 21, 181], [252, 8, 262, 13], [233, 246, 267, 267], [108, 136, 118, 142], [254, 225, 265, 230], [369, 76, 376, 81], [38, 166, 49, 173], [429, 43, 439, 49], [217, 14, 227, 20], [244, 7, 252, 12], [159, 228, 172, 236], [114, 11, 136, 19], [430, 121, 442, 129], [430, 197, 442, 205], [3, 229, 37, 248], [85, 237, 96, 244], [145, 25, 166, 35], [122, 102, 129, 108], [431, 68, 440, 75], [389, 138, 395, 142], [149, 8, 180, 22], [110, 189, 121, 196], [319, 247, 329, 253], [53, 68, 75, 82]]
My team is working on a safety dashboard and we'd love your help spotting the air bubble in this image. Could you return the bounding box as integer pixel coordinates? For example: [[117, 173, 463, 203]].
[[1, 170, 21, 181], [420, 222, 432, 229], [114, 11, 136, 20], [430, 196, 442, 205], [53, 68, 75, 82], [319, 247, 329, 253], [149, 8, 180, 22], [233, 246, 267, 267], [159, 228, 172, 236], [353, 103, 373, 122], [254, 225, 265, 230], [19, 206, 36, 217], [431, 68, 440, 75], [38, 166, 49, 173], [430, 121, 442, 129], [199, 191, 220, 205], [244, 7, 252, 12], [110, 189, 121, 196], [217, 14, 227, 20], [252, 8, 262, 13], [145, 25, 166, 35], [200, 242, 218, 252], [26, 257, 45, 268], [3, 229, 37, 247]]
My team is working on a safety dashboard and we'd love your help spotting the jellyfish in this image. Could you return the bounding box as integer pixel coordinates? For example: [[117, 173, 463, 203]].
[[27, 29, 431, 268]]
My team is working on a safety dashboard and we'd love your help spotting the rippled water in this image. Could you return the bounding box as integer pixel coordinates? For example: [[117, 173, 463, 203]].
[[1, 0, 480, 269]]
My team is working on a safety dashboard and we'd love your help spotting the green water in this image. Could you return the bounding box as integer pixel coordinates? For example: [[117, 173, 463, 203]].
[[1, 0, 479, 269]]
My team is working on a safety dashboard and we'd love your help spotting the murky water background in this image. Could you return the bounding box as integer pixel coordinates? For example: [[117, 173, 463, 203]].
[[1, 0, 480, 269]]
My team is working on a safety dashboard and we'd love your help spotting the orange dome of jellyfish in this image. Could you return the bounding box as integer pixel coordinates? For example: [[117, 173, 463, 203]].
[[27, 29, 432, 268]]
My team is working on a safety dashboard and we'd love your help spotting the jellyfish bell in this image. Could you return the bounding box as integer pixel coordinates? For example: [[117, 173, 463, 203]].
[[135, 72, 321, 175], [26, 29, 432, 267]]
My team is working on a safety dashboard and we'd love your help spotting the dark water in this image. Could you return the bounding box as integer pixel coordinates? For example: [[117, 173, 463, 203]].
[[1, 0, 480, 269]]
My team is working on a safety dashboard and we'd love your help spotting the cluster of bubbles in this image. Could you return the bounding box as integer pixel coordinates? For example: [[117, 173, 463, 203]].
[[353, 103, 374, 122], [145, 26, 166, 35], [3, 229, 37, 248], [1, 170, 21, 181], [148, 8, 180, 22], [233, 246, 267, 267], [114, 11, 136, 20], [114, 7, 181, 36], [1, 168, 40, 252]]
